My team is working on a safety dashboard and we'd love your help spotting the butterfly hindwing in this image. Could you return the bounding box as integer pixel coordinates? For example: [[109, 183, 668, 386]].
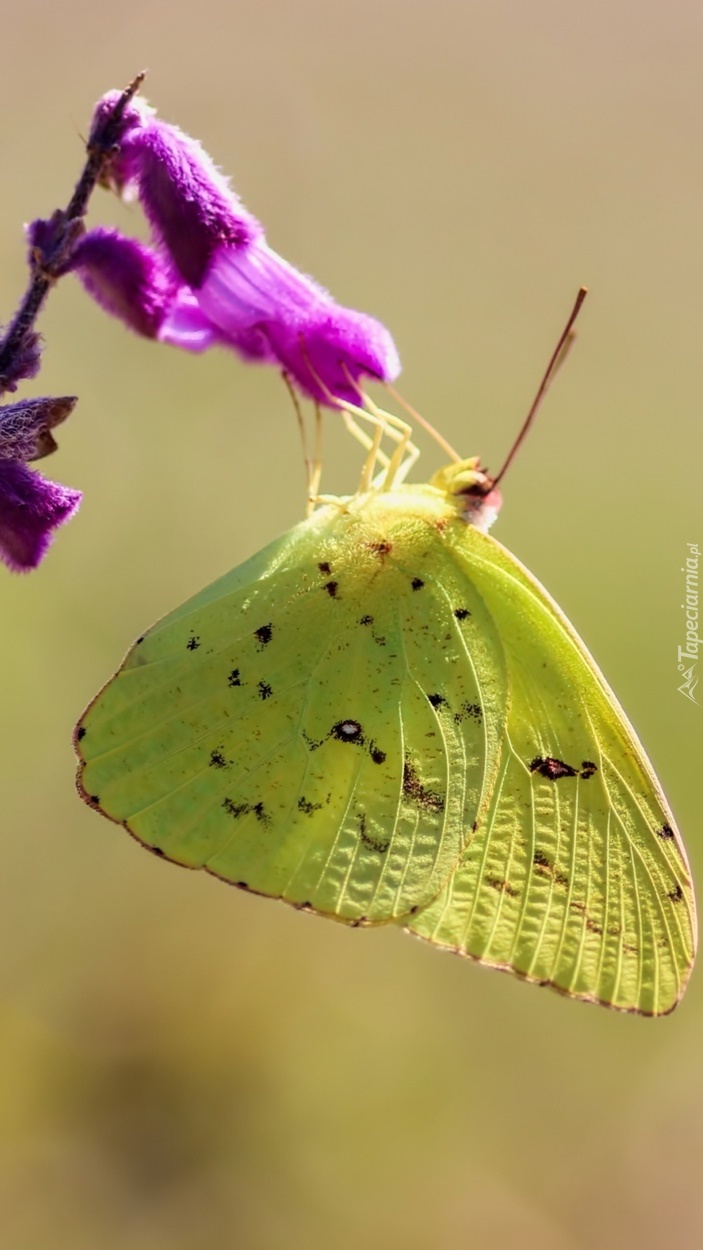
[[405, 525, 695, 1015]]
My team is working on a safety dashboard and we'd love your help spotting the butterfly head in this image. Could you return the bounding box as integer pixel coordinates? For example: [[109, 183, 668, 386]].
[[431, 458, 503, 533]]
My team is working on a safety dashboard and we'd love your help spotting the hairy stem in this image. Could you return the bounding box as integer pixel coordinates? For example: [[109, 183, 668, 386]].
[[0, 71, 145, 391]]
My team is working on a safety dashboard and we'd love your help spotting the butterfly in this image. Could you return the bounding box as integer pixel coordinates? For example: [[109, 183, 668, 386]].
[[75, 294, 696, 1015]]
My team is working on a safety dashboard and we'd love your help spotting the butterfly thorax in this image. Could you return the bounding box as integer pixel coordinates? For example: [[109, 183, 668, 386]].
[[323, 458, 503, 550]]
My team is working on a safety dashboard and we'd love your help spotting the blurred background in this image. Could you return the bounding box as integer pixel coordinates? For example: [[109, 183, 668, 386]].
[[2, 1, 703, 1246]]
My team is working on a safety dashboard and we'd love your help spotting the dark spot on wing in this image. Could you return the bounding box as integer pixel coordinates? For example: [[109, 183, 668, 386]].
[[186, 635, 200, 651], [656, 823, 675, 841], [369, 743, 386, 765], [454, 608, 471, 621], [228, 668, 242, 687], [223, 797, 270, 826], [236, 881, 248, 889], [209, 749, 230, 769], [323, 580, 339, 598], [402, 759, 445, 812], [486, 876, 519, 898], [258, 681, 273, 700], [330, 719, 364, 744], [318, 561, 332, 574], [372, 633, 387, 646], [298, 796, 323, 815], [533, 848, 569, 888], [152, 846, 165, 857], [359, 615, 374, 625], [580, 760, 598, 779], [668, 883, 684, 903], [471, 820, 479, 833], [254, 623, 273, 648], [90, 795, 100, 805], [427, 693, 446, 709], [455, 701, 482, 724], [135, 635, 145, 645], [358, 811, 390, 855], [530, 755, 578, 780], [411, 577, 425, 591], [223, 798, 248, 819], [367, 540, 393, 559], [302, 730, 323, 751], [569, 900, 603, 935], [76, 726, 86, 741]]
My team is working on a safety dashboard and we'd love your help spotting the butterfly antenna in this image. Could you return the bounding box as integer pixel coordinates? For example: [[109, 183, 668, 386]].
[[492, 286, 588, 489], [384, 382, 462, 462]]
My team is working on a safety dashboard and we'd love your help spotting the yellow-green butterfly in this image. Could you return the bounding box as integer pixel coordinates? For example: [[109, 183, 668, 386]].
[[75, 294, 696, 1015]]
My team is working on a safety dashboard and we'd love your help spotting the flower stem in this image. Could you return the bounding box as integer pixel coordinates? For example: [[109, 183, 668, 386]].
[[0, 71, 145, 391]]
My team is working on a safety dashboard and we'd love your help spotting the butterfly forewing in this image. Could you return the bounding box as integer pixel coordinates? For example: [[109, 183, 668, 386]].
[[406, 526, 695, 1015], [77, 501, 504, 924]]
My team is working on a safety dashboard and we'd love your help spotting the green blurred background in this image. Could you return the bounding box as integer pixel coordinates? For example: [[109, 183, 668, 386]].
[[2, 2, 703, 1246]]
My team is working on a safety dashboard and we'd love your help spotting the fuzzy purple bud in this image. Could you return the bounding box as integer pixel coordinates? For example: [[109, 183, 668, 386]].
[[0, 327, 42, 395], [0, 392, 80, 570], [0, 459, 80, 572], [89, 94, 261, 288], [88, 89, 149, 176]]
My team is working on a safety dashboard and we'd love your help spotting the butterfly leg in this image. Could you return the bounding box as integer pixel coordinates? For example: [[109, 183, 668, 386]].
[[390, 432, 421, 486], [281, 371, 318, 513], [308, 401, 324, 507], [342, 409, 391, 474], [329, 395, 404, 492], [360, 392, 418, 490]]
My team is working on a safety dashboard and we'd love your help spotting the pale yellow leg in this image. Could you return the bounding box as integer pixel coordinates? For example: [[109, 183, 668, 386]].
[[359, 391, 418, 489], [282, 372, 316, 512], [332, 395, 410, 492], [309, 401, 324, 504]]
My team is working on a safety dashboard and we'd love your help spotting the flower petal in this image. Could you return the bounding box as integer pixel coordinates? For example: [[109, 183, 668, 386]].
[[197, 243, 401, 402], [0, 460, 81, 572], [158, 290, 270, 359], [67, 228, 182, 339]]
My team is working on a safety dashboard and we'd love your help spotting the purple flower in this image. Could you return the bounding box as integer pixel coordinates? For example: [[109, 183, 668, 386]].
[[75, 93, 400, 405], [0, 327, 42, 395], [0, 397, 81, 571], [66, 228, 220, 349]]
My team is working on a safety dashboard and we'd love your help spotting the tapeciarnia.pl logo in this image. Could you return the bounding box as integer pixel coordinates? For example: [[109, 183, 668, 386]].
[[678, 543, 700, 704]]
